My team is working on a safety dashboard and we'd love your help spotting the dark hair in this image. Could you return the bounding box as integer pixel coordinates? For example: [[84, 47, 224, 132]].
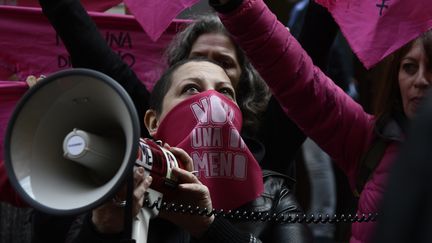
[[374, 30, 432, 124], [150, 57, 228, 115], [165, 14, 270, 134]]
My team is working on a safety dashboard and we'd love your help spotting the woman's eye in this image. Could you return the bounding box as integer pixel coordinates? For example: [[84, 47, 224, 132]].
[[402, 62, 418, 75], [220, 61, 232, 69], [216, 57, 234, 69], [182, 85, 200, 95], [219, 88, 235, 99]]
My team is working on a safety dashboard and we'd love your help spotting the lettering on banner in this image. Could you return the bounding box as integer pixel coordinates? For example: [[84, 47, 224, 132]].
[[0, 0, 17, 5], [190, 95, 247, 180], [191, 151, 247, 180], [55, 31, 136, 68]]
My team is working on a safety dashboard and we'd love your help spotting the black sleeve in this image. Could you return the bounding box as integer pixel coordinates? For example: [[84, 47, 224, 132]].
[[269, 176, 313, 243], [208, 0, 243, 13], [66, 213, 127, 243], [39, 0, 150, 137], [31, 211, 77, 243], [67, 214, 259, 243], [198, 217, 260, 243], [298, 1, 338, 71], [258, 97, 306, 176], [210, 0, 306, 177]]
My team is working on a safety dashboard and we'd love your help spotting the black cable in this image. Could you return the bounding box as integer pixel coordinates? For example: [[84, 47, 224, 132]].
[[142, 198, 378, 224]]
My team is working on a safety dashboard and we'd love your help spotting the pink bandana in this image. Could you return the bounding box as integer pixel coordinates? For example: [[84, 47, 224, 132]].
[[154, 91, 264, 210]]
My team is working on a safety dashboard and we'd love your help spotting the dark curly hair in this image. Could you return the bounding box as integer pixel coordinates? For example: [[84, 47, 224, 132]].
[[164, 13, 271, 135]]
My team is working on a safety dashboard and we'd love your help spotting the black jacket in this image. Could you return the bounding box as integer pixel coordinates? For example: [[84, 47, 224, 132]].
[[65, 170, 312, 243]]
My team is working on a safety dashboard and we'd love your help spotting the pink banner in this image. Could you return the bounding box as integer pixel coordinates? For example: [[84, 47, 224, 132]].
[[3, 0, 122, 12], [0, 5, 189, 161], [315, 0, 432, 69], [0, 5, 188, 89], [124, 0, 199, 41]]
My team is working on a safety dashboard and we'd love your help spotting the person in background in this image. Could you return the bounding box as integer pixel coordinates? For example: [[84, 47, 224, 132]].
[[209, 0, 432, 242], [287, 1, 359, 242], [372, 89, 432, 243], [165, 13, 305, 177]]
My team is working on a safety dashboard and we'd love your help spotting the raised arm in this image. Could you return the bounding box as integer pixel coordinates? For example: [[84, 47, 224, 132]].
[[39, 0, 150, 137], [210, 0, 375, 183]]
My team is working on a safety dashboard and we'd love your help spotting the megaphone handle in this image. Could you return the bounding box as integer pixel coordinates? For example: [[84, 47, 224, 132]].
[[131, 189, 161, 242], [122, 168, 136, 242], [132, 208, 152, 242]]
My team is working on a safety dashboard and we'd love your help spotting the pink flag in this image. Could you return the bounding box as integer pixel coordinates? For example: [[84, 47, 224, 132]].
[[124, 0, 199, 41], [315, 0, 432, 69], [0, 5, 189, 161], [9, 0, 122, 12], [0, 5, 187, 90]]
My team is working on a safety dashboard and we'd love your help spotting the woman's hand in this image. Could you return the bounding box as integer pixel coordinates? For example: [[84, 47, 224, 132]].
[[91, 167, 152, 233], [163, 143, 194, 172], [25, 75, 45, 88], [159, 144, 213, 237], [158, 167, 214, 238]]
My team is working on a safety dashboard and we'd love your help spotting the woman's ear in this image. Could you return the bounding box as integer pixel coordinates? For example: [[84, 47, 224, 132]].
[[144, 109, 159, 137]]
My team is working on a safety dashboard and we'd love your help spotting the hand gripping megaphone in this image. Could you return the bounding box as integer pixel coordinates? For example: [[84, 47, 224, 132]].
[[3, 68, 142, 239]]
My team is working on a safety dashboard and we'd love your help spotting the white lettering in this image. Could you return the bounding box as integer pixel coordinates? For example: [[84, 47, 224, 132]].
[[192, 128, 202, 147], [191, 95, 236, 125], [229, 128, 245, 149], [191, 151, 247, 180], [233, 154, 247, 178], [191, 127, 222, 148], [208, 152, 220, 176], [210, 95, 227, 123], [220, 153, 232, 176], [191, 98, 209, 124], [192, 152, 209, 177]]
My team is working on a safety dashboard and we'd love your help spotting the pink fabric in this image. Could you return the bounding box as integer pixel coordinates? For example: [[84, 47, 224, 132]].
[[0, 5, 186, 206], [124, 0, 199, 41], [219, 0, 398, 242], [154, 91, 264, 210], [314, 0, 432, 69], [11, 0, 122, 12], [0, 5, 187, 90]]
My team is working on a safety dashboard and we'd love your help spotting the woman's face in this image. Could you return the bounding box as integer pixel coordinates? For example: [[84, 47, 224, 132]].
[[189, 33, 242, 88], [398, 40, 432, 119], [159, 61, 236, 122]]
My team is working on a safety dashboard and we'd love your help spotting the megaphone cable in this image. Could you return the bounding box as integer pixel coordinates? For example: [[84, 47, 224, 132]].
[[141, 196, 378, 224]]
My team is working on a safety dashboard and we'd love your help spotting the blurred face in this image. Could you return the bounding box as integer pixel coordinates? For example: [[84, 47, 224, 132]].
[[189, 33, 242, 87], [398, 40, 432, 119], [159, 61, 236, 122]]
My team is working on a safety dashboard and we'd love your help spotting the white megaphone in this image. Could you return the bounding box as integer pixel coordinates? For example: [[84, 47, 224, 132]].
[[3, 68, 152, 241]]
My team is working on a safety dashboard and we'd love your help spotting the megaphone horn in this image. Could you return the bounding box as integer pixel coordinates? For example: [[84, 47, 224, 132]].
[[3, 68, 140, 215]]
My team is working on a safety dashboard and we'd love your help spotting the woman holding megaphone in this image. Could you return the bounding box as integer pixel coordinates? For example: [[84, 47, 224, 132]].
[[66, 58, 311, 243], [15, 0, 312, 242]]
